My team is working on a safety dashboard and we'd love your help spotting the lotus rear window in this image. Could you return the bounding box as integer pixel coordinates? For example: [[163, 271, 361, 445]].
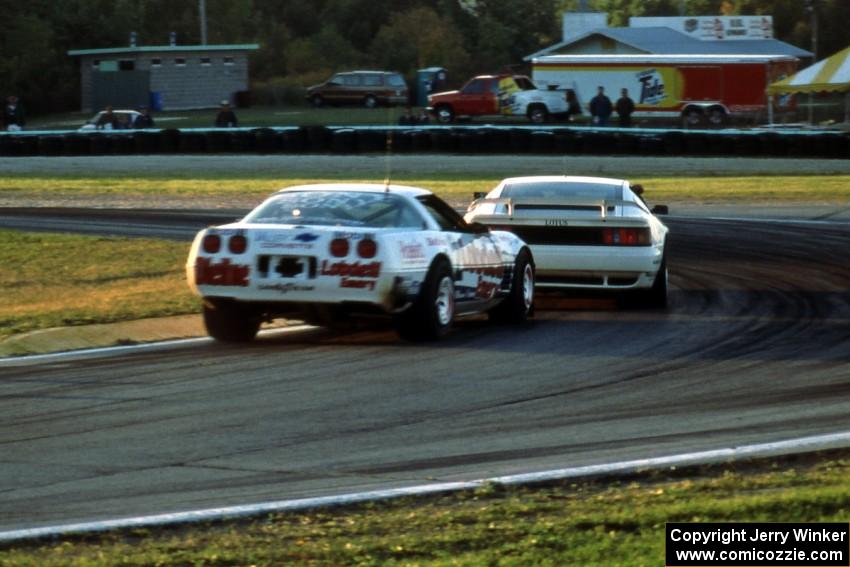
[[502, 182, 621, 202], [244, 191, 423, 228]]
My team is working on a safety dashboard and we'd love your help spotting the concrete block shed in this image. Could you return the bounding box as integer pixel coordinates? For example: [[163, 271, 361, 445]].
[[68, 44, 259, 112]]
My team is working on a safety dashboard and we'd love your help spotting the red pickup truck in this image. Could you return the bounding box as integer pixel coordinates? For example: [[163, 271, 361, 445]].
[[427, 74, 570, 123]]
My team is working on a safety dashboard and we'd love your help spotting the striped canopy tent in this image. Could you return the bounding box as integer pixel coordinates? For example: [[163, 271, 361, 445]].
[[767, 46, 850, 123]]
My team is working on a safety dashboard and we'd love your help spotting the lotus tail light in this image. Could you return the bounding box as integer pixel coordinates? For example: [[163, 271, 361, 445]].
[[330, 238, 350, 257], [202, 234, 221, 253], [357, 238, 378, 259], [602, 227, 650, 246], [229, 234, 248, 254]]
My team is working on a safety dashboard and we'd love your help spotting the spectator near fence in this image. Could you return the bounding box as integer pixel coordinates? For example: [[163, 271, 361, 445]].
[[215, 100, 238, 128], [615, 88, 635, 128], [589, 86, 612, 127], [3, 95, 26, 131]]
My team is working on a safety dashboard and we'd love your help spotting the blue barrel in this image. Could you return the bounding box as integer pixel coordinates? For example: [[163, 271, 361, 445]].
[[149, 92, 164, 112]]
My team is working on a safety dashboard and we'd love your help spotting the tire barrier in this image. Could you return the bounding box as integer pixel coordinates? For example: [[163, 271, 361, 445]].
[[0, 126, 848, 158], [331, 128, 357, 153], [253, 128, 281, 153]]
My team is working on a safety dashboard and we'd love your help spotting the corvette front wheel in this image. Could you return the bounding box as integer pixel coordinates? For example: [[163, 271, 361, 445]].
[[489, 249, 534, 323]]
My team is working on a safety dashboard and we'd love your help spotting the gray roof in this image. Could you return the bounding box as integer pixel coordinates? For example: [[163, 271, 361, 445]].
[[68, 44, 259, 57], [525, 27, 812, 60]]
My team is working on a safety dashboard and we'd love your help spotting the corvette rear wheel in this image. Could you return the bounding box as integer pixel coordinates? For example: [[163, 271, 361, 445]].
[[202, 302, 261, 342], [489, 249, 535, 323], [395, 259, 454, 341]]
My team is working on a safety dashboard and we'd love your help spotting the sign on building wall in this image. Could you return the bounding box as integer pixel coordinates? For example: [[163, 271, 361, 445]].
[[630, 16, 773, 41]]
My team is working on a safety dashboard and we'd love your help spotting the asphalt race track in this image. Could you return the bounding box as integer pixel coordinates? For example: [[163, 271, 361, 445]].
[[1, 211, 849, 533]]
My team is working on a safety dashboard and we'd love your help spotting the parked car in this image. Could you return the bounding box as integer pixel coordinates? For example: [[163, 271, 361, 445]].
[[78, 109, 142, 131], [186, 183, 535, 342], [306, 71, 409, 108], [465, 176, 669, 307]]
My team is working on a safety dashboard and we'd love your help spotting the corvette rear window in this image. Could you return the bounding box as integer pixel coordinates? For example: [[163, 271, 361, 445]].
[[244, 191, 423, 228], [502, 182, 621, 202]]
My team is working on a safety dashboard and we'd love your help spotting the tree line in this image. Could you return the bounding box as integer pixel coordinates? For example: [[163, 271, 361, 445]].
[[1, 0, 847, 115]]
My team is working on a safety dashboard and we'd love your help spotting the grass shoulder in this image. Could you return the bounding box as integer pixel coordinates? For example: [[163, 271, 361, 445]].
[[2, 451, 848, 566], [0, 230, 197, 341]]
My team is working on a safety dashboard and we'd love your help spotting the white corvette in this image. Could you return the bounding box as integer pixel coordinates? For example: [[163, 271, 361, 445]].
[[464, 176, 669, 307], [187, 183, 535, 342]]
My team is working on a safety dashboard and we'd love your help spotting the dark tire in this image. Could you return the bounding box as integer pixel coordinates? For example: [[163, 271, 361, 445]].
[[528, 105, 548, 124], [707, 108, 726, 127], [628, 255, 668, 309], [310, 95, 324, 108], [435, 105, 454, 123], [683, 108, 703, 128], [202, 302, 261, 342], [363, 95, 378, 109], [395, 259, 454, 341], [489, 249, 535, 323]]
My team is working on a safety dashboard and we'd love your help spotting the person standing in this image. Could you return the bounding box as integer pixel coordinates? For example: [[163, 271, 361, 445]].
[[3, 95, 26, 131], [615, 88, 635, 127], [134, 106, 155, 128], [589, 86, 612, 127], [214, 100, 238, 127]]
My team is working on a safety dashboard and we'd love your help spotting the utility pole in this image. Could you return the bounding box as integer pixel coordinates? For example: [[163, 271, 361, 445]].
[[199, 0, 208, 45], [805, 0, 818, 60]]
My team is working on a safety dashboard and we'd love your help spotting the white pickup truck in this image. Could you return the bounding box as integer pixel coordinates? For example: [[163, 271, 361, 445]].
[[427, 74, 571, 124]]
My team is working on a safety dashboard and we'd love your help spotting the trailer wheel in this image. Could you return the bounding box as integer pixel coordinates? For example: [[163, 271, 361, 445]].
[[309, 95, 324, 108], [363, 95, 378, 109], [683, 108, 704, 127], [707, 107, 727, 127]]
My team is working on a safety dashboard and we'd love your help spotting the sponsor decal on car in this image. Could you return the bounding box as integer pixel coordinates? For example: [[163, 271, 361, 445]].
[[320, 260, 381, 278], [255, 231, 317, 250], [320, 260, 382, 292], [399, 240, 426, 263], [333, 231, 376, 241], [257, 283, 315, 294], [195, 257, 250, 287]]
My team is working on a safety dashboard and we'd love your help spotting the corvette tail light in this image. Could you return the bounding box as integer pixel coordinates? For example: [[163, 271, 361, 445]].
[[228, 234, 248, 254], [202, 234, 221, 253], [357, 238, 378, 259], [602, 227, 651, 246], [330, 237, 350, 257]]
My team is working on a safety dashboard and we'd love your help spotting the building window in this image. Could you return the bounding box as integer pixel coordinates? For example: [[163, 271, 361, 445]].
[[91, 60, 100, 69], [175, 58, 186, 66], [223, 56, 234, 65], [151, 58, 161, 67], [119, 60, 135, 71], [200, 57, 211, 66]]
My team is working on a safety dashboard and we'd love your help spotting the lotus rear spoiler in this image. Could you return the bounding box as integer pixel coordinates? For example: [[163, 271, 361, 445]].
[[469, 197, 644, 220]]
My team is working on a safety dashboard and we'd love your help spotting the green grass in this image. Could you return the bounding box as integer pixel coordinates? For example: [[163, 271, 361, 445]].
[[3, 175, 850, 205], [0, 230, 197, 340], [2, 453, 848, 566]]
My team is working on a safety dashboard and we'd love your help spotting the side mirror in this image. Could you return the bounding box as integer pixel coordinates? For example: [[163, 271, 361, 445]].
[[473, 192, 487, 200], [651, 205, 669, 215], [467, 221, 490, 234]]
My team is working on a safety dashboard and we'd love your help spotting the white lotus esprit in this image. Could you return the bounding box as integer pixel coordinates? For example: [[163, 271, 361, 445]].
[[464, 176, 669, 307], [187, 183, 535, 342]]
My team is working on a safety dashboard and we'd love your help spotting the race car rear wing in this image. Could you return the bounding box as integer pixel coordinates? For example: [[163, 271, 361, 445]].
[[468, 197, 646, 221]]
